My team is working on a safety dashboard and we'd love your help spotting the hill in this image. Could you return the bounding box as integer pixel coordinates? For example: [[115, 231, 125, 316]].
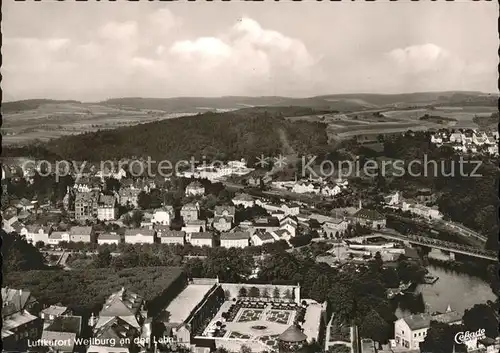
[[1, 99, 82, 114], [100, 91, 497, 112], [43, 107, 331, 162]]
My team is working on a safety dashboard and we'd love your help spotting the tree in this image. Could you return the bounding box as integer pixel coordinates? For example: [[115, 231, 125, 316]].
[[463, 303, 499, 338], [137, 191, 151, 210], [224, 289, 231, 299], [240, 346, 251, 353], [238, 287, 248, 297], [310, 275, 330, 303], [284, 289, 293, 299], [420, 322, 466, 353], [95, 249, 112, 268], [359, 309, 391, 344], [273, 287, 281, 299], [262, 288, 270, 298], [248, 286, 260, 298]]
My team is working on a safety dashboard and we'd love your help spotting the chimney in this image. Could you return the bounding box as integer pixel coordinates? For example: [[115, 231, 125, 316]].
[[358, 200, 362, 210]]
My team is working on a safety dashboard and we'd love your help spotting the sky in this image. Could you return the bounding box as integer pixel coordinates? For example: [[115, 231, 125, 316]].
[[2, 1, 498, 101]]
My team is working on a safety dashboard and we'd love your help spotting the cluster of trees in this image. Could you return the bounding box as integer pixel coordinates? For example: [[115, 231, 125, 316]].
[[45, 109, 330, 163], [421, 303, 499, 353], [2, 232, 47, 274], [4, 265, 186, 315]]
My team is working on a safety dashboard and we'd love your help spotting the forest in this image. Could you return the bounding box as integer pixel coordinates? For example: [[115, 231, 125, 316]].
[[42, 108, 330, 162]]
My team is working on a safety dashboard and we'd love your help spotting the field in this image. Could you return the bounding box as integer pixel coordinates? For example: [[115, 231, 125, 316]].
[[1, 102, 197, 146]]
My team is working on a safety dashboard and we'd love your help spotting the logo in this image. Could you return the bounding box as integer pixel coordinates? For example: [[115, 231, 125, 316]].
[[454, 329, 486, 344]]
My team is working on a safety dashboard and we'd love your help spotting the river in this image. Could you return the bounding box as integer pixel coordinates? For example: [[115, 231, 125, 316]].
[[395, 265, 497, 318]]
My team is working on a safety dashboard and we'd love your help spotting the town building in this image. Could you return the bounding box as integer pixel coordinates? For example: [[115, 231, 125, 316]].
[[220, 231, 250, 248], [159, 230, 186, 245], [118, 187, 141, 208], [97, 232, 122, 245], [251, 230, 276, 246], [384, 191, 401, 206], [189, 232, 214, 247], [48, 231, 70, 245], [74, 191, 99, 221], [253, 216, 281, 234], [21, 225, 52, 244], [322, 218, 349, 237], [40, 305, 72, 325], [181, 202, 200, 222], [182, 219, 207, 234], [1, 288, 42, 351], [69, 226, 95, 243], [97, 194, 118, 221], [352, 208, 386, 229], [402, 202, 443, 220], [41, 315, 82, 353], [232, 193, 255, 208], [88, 287, 145, 353], [124, 228, 156, 244], [185, 181, 206, 196], [153, 206, 175, 226], [213, 205, 236, 232]]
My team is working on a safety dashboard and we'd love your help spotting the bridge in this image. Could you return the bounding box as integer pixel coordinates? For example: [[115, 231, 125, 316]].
[[349, 231, 497, 261]]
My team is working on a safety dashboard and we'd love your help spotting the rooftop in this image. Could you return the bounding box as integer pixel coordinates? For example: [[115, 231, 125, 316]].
[[191, 232, 213, 240], [401, 313, 431, 331], [161, 230, 186, 238], [353, 208, 385, 221], [41, 305, 68, 317], [164, 284, 214, 324], [220, 231, 250, 240], [124, 228, 155, 237], [279, 325, 307, 343], [69, 226, 93, 236], [45, 315, 82, 335]]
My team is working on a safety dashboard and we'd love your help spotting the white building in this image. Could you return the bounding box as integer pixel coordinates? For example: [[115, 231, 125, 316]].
[[232, 194, 255, 208], [185, 181, 205, 197], [182, 220, 207, 234], [384, 191, 401, 206], [394, 314, 430, 350], [220, 231, 250, 248], [159, 230, 185, 245], [48, 231, 69, 245], [152, 206, 174, 226], [322, 218, 349, 237], [251, 231, 276, 246], [321, 185, 342, 197], [21, 225, 51, 244], [402, 202, 443, 220], [97, 195, 118, 221], [97, 232, 121, 245], [189, 232, 213, 247], [449, 132, 463, 144], [124, 228, 156, 244]]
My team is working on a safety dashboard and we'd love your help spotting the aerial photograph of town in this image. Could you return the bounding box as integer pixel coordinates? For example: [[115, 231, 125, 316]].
[[1, 1, 498, 353]]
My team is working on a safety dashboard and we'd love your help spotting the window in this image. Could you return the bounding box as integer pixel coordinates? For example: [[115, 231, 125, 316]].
[[414, 333, 417, 338]]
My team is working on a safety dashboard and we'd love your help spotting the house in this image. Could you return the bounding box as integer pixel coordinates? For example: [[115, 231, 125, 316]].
[[449, 132, 463, 144], [159, 230, 185, 245], [280, 216, 298, 238], [271, 210, 286, 221], [189, 232, 214, 247], [18, 198, 36, 212], [232, 193, 255, 208], [352, 208, 386, 229], [88, 288, 145, 353], [384, 191, 401, 206], [182, 219, 207, 234], [69, 226, 95, 243], [430, 134, 443, 144], [251, 230, 276, 246], [185, 181, 205, 196], [253, 216, 281, 233], [20, 225, 51, 244], [74, 191, 99, 221], [97, 232, 122, 245], [473, 131, 487, 145], [97, 194, 118, 221], [415, 188, 435, 203], [461, 131, 474, 144], [40, 305, 72, 324], [394, 313, 431, 350], [88, 316, 140, 353], [124, 228, 156, 244], [282, 203, 300, 216], [213, 205, 235, 232], [292, 181, 320, 194], [118, 187, 141, 208], [321, 184, 342, 197], [220, 231, 250, 248], [402, 202, 443, 220], [48, 231, 69, 245], [152, 206, 174, 226], [181, 202, 199, 222], [271, 229, 293, 242], [1, 288, 42, 351], [41, 315, 83, 353], [431, 306, 462, 325], [322, 218, 349, 237]]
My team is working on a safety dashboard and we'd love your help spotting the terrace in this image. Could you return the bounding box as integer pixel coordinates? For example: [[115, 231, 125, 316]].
[[199, 297, 309, 352]]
